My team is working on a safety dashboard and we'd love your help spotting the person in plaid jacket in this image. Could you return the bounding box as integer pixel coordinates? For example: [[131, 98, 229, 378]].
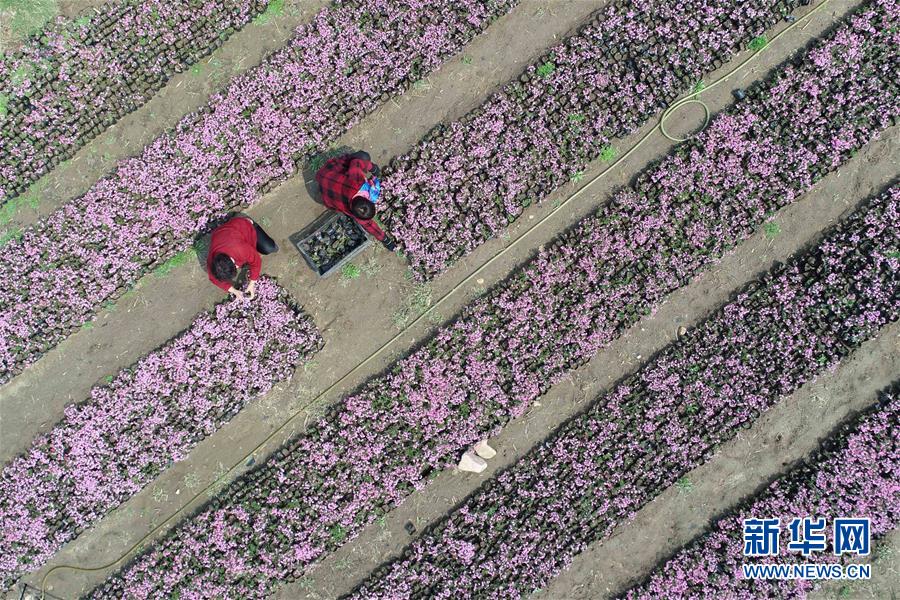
[[315, 151, 397, 251]]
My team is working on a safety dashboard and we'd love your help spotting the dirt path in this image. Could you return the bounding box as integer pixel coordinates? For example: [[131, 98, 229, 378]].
[[812, 528, 900, 600], [0, 0, 327, 236], [6, 1, 885, 596]]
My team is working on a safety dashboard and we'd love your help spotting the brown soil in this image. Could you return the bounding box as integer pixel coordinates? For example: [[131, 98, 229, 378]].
[[2, 0, 896, 598]]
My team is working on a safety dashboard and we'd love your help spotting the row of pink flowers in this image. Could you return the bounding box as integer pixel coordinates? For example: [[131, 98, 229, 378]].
[[0, 0, 518, 383], [87, 5, 897, 596], [0, 278, 322, 589], [349, 186, 899, 598], [0, 0, 266, 204], [625, 384, 899, 599], [379, 0, 827, 278]]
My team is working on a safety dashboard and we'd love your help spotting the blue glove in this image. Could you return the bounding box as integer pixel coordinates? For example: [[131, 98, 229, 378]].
[[358, 177, 382, 204]]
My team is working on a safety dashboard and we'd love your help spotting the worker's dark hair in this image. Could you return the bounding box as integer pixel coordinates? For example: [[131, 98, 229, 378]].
[[211, 253, 237, 281], [351, 196, 376, 220]]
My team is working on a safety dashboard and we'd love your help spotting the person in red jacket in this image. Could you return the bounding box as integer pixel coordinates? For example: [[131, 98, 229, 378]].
[[315, 151, 397, 251], [207, 217, 278, 299]]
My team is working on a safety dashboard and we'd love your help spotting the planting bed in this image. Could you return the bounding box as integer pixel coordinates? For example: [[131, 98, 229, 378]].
[[0, 0, 518, 384], [0, 0, 268, 206], [347, 186, 899, 599], [0, 278, 322, 589], [84, 4, 897, 590], [379, 0, 829, 278], [623, 384, 899, 599]]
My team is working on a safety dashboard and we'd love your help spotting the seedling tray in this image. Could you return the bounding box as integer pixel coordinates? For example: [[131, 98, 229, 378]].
[[290, 211, 371, 278]]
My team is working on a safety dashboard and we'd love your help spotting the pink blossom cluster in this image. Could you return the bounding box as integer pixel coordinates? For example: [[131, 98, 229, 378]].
[[0, 0, 266, 203], [88, 8, 897, 596], [625, 385, 899, 599], [0, 278, 322, 589], [349, 187, 899, 599], [379, 0, 825, 278], [0, 0, 517, 383]]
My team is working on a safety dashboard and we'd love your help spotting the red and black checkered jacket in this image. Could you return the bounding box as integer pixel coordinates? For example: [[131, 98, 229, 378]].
[[315, 154, 386, 241]]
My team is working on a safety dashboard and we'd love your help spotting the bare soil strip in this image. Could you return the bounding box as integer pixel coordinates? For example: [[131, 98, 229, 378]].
[[811, 528, 900, 600]]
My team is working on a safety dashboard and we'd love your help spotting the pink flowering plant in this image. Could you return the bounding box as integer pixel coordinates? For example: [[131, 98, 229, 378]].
[[0, 0, 517, 383], [349, 187, 899, 599], [88, 7, 897, 595], [379, 0, 839, 278], [0, 278, 322, 589], [0, 0, 267, 204], [624, 385, 899, 600]]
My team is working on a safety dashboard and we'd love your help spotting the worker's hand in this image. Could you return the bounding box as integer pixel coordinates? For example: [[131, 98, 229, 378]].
[[247, 280, 257, 300], [228, 287, 245, 301], [382, 235, 398, 252]]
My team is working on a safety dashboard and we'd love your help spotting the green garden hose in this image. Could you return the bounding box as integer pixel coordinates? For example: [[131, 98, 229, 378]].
[[39, 1, 831, 596]]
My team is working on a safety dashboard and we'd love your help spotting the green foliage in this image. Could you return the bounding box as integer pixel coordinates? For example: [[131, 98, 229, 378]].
[[371, 396, 393, 411], [0, 227, 22, 247], [461, 55, 473, 65], [0, 179, 45, 226], [675, 476, 693, 492], [307, 146, 348, 174], [10, 63, 32, 87], [253, 0, 284, 25], [571, 170, 585, 184], [568, 112, 585, 123], [328, 523, 346, 544], [340, 262, 361, 279], [154, 249, 196, 277], [599, 145, 618, 162], [749, 35, 768, 51], [763, 221, 781, 239], [0, 0, 58, 41], [0, 93, 8, 119], [536, 61, 555, 77], [692, 80, 706, 94]]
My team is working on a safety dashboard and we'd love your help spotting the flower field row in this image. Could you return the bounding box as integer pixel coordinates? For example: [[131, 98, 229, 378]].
[[0, 0, 268, 205], [378, 0, 836, 278], [0, 0, 518, 384], [347, 186, 899, 599], [0, 278, 322, 590], [624, 385, 899, 599], [86, 8, 896, 595]]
